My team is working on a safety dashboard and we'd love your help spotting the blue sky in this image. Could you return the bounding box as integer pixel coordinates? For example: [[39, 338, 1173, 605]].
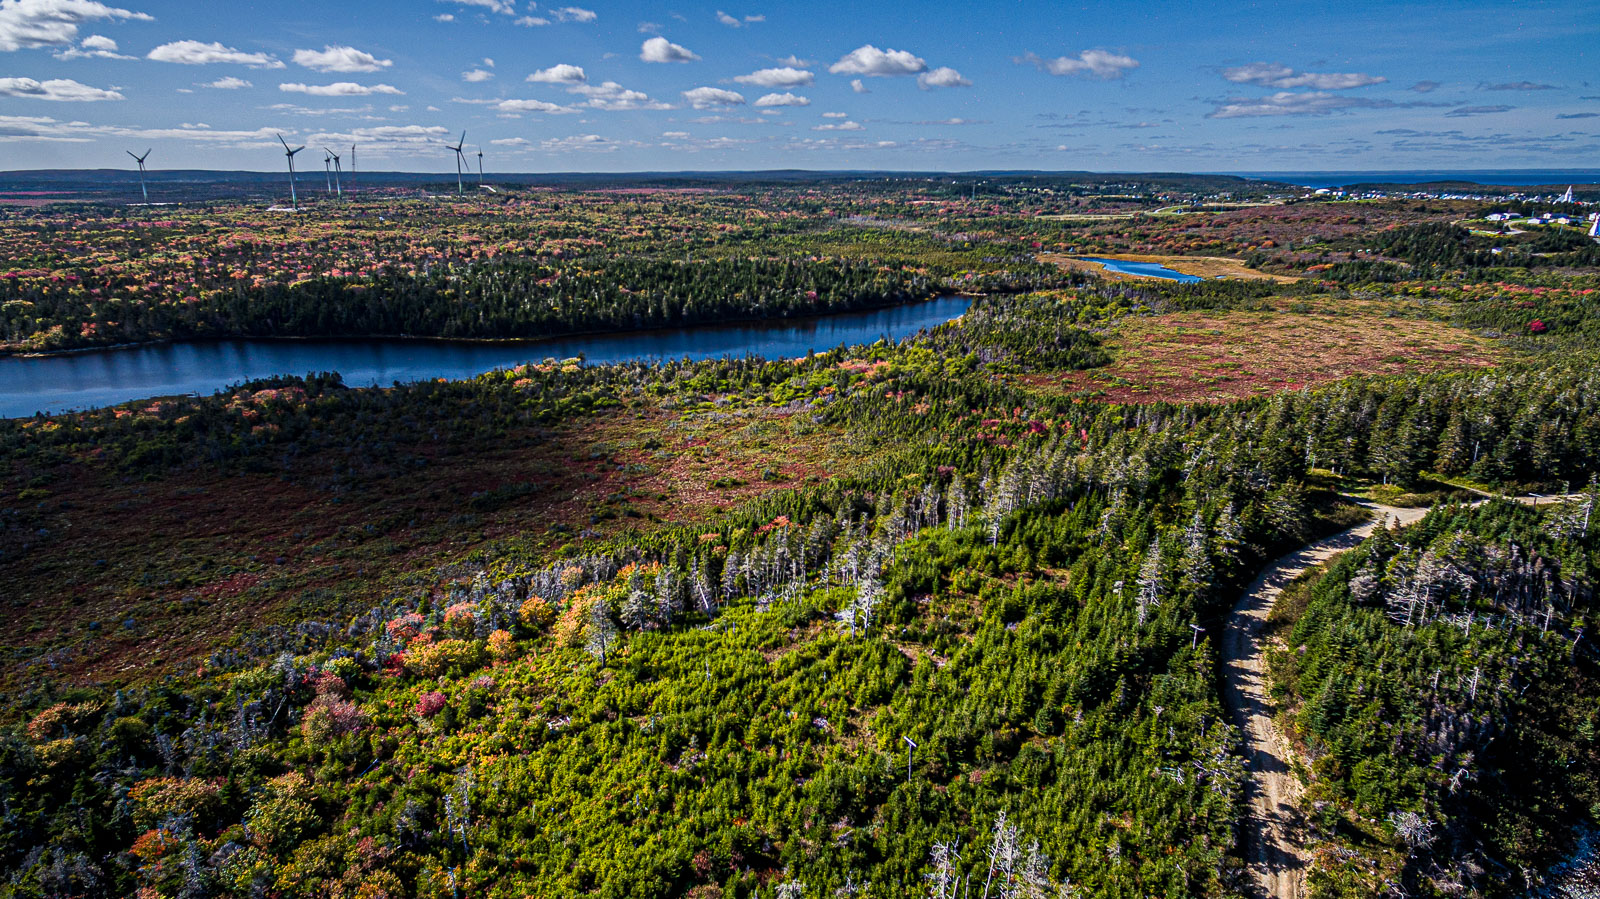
[[0, 0, 1595, 172]]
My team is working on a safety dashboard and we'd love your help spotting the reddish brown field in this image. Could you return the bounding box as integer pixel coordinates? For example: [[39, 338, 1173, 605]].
[[0, 398, 859, 687], [1024, 308, 1501, 404]]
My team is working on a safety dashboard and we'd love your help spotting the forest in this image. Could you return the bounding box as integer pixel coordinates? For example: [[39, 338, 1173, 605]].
[[0, 181, 1597, 899]]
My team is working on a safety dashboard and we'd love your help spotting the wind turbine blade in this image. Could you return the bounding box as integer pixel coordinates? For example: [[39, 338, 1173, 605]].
[[278, 133, 291, 151]]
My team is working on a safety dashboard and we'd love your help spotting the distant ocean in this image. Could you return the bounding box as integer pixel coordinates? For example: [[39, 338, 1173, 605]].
[[1225, 170, 1600, 189]]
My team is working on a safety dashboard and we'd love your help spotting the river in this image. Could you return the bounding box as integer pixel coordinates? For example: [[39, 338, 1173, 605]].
[[1078, 257, 1203, 282], [0, 296, 971, 419]]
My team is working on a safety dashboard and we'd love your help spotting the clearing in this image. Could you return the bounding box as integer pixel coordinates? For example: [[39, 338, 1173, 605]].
[[1023, 309, 1500, 404]]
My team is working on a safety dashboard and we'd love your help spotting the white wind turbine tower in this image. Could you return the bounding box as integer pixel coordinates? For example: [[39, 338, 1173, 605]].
[[277, 134, 305, 210], [446, 130, 467, 195], [126, 148, 151, 203], [476, 147, 499, 193], [349, 144, 357, 194], [325, 148, 343, 198], [323, 150, 334, 194]]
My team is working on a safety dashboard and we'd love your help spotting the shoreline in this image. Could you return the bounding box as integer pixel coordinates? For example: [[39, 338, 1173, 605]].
[[1, 292, 963, 360], [0, 295, 972, 419]]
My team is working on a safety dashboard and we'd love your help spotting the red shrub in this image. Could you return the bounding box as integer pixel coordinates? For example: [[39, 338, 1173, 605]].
[[414, 692, 447, 718]]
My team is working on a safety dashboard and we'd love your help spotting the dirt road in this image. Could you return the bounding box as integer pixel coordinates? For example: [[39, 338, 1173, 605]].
[[1221, 501, 1425, 899], [1221, 492, 1575, 898]]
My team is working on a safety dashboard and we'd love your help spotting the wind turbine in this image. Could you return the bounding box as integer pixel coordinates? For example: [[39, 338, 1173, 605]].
[[277, 134, 305, 210], [446, 130, 467, 195], [349, 144, 357, 194], [126, 148, 151, 203], [325, 148, 343, 198], [476, 146, 484, 187], [323, 150, 333, 194]]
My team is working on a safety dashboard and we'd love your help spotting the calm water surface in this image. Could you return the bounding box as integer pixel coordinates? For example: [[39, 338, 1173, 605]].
[[1078, 257, 1203, 282], [0, 297, 971, 419]]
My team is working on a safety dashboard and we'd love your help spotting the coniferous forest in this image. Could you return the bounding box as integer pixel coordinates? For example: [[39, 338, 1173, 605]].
[[0, 177, 1596, 899]]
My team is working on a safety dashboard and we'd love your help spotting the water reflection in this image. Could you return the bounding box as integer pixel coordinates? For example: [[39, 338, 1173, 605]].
[[0, 297, 971, 418]]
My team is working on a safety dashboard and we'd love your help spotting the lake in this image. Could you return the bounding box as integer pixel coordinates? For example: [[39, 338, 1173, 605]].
[[0, 296, 971, 419], [1078, 257, 1203, 282]]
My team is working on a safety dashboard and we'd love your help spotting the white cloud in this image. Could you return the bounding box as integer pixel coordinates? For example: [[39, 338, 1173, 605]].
[[203, 76, 250, 89], [438, 0, 513, 14], [148, 40, 284, 68], [535, 133, 612, 152], [683, 85, 743, 108], [813, 120, 863, 131], [733, 66, 812, 88], [53, 32, 129, 58], [850, 79, 867, 94], [637, 21, 660, 33], [640, 35, 698, 63], [821, 111, 846, 117], [552, 6, 595, 22], [293, 45, 392, 73], [0, 0, 152, 53], [917, 66, 969, 89], [716, 10, 762, 26], [481, 57, 493, 67], [1018, 49, 1139, 79], [490, 136, 527, 145], [753, 91, 808, 107], [279, 81, 404, 97], [266, 103, 379, 118], [829, 45, 926, 77], [0, 115, 288, 144], [1222, 62, 1384, 90], [493, 97, 575, 113], [662, 130, 688, 138], [0, 75, 121, 100], [309, 124, 451, 150], [0, 114, 92, 142], [461, 68, 493, 82], [1208, 90, 1380, 118], [528, 63, 586, 84], [570, 80, 670, 110], [514, 16, 548, 26], [433, 13, 453, 21]]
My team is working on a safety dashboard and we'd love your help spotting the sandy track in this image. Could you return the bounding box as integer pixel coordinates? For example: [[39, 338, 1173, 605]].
[[1222, 493, 1574, 898], [1222, 501, 1424, 899]]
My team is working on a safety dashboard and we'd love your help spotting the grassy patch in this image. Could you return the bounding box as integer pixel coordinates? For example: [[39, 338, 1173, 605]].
[[1028, 309, 1501, 404]]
